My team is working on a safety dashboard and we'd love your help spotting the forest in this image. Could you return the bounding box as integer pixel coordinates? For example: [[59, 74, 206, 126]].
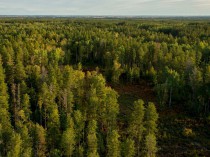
[[0, 17, 210, 157]]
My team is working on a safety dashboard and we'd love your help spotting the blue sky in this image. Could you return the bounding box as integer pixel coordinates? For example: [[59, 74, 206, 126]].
[[0, 0, 210, 15]]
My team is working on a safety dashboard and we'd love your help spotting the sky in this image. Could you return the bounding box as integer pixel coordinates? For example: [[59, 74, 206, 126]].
[[0, 0, 210, 16]]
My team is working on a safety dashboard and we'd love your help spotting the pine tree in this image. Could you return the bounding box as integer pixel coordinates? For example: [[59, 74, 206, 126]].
[[39, 82, 60, 153], [7, 132, 22, 157], [122, 138, 135, 157], [88, 86, 99, 120], [73, 110, 85, 157], [165, 67, 180, 107], [61, 128, 75, 157], [33, 124, 47, 157], [15, 59, 26, 83], [145, 134, 157, 157], [144, 103, 158, 157], [87, 120, 99, 157], [14, 87, 32, 157], [103, 88, 119, 130], [107, 130, 120, 157], [0, 55, 13, 156], [19, 125, 32, 157], [128, 99, 145, 156], [145, 102, 158, 135], [21, 94, 31, 121], [111, 59, 122, 84], [61, 114, 75, 157]]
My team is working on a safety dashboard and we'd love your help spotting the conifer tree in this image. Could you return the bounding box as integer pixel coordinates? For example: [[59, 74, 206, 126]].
[[145, 102, 158, 135], [61, 114, 75, 157], [33, 124, 47, 157], [128, 99, 145, 156], [107, 130, 120, 157], [13, 85, 33, 157], [7, 132, 22, 157], [122, 138, 135, 157], [103, 88, 119, 130], [73, 110, 85, 157], [87, 120, 99, 157], [145, 103, 158, 157], [111, 59, 122, 84], [165, 67, 180, 107], [145, 134, 157, 157], [0, 55, 13, 156], [39, 82, 60, 153]]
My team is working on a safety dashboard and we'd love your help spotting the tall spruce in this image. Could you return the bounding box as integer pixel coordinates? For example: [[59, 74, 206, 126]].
[[128, 99, 145, 156], [87, 120, 99, 157], [0, 55, 13, 156]]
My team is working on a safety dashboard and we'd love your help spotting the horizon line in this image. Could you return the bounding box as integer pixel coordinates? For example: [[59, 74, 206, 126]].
[[0, 15, 210, 18]]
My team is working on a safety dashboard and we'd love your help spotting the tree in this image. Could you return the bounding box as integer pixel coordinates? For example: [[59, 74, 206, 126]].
[[39, 82, 60, 153], [107, 130, 120, 157], [121, 138, 135, 157], [189, 67, 202, 113], [33, 124, 47, 157], [87, 120, 99, 157], [15, 59, 26, 83], [111, 59, 122, 84], [165, 67, 180, 107], [103, 88, 119, 130], [61, 128, 75, 157], [155, 83, 168, 108], [0, 55, 12, 156], [73, 110, 85, 157], [7, 132, 22, 157], [128, 99, 145, 156], [61, 114, 75, 157], [87, 86, 99, 120], [19, 125, 32, 157], [139, 102, 158, 157], [145, 134, 157, 157], [21, 94, 31, 121], [145, 102, 158, 135]]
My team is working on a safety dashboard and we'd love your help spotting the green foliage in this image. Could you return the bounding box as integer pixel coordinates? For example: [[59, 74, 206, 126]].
[[128, 99, 145, 138], [7, 132, 22, 157], [128, 99, 145, 156], [0, 56, 11, 127], [111, 59, 122, 84], [33, 124, 47, 157], [0, 55, 13, 156], [145, 102, 158, 135], [1, 18, 209, 156], [73, 110, 85, 152], [145, 133, 157, 157], [107, 130, 120, 157], [87, 120, 99, 157], [121, 138, 135, 157], [61, 127, 75, 157]]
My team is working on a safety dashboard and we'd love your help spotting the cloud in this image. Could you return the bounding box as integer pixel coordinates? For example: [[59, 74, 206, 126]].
[[0, 0, 209, 15]]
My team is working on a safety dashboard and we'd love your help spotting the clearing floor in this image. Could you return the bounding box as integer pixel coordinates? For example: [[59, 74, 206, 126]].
[[111, 80, 210, 157]]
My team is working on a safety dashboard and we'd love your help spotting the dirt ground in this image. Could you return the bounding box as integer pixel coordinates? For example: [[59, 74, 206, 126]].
[[111, 80, 210, 157]]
